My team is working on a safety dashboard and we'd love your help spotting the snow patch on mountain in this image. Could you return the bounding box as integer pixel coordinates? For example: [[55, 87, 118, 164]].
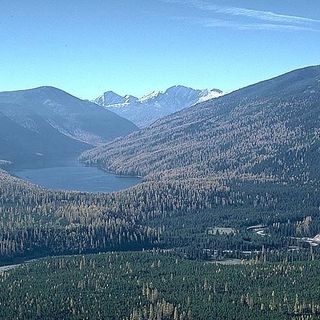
[[198, 89, 223, 103], [94, 86, 223, 127]]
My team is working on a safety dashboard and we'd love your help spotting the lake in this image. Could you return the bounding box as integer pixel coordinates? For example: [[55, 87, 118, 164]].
[[13, 162, 141, 193]]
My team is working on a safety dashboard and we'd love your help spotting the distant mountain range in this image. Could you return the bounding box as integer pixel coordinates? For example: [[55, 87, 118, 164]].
[[82, 66, 320, 185], [0, 86, 137, 168], [94, 85, 223, 127]]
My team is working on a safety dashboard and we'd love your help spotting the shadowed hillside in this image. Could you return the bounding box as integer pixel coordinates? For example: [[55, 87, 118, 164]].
[[0, 86, 137, 168]]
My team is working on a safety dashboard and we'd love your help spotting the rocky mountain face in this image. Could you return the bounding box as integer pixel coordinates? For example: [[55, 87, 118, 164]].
[[0, 86, 137, 168], [82, 66, 320, 185], [94, 85, 223, 127]]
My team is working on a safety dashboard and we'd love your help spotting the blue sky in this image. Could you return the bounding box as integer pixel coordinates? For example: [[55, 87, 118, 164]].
[[1, 0, 319, 99]]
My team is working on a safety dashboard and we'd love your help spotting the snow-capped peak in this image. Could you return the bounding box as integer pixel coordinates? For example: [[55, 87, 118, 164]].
[[139, 90, 162, 102], [93, 85, 223, 127]]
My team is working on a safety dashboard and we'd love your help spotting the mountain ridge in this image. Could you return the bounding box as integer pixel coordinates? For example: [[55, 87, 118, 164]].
[[94, 85, 223, 127], [81, 65, 320, 185], [0, 86, 138, 168]]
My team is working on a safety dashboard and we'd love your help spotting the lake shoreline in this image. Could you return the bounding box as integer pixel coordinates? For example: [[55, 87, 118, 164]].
[[10, 159, 142, 193]]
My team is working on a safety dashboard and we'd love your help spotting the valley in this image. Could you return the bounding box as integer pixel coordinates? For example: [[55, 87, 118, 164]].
[[3, 1, 320, 318], [1, 67, 319, 266], [0, 66, 319, 319]]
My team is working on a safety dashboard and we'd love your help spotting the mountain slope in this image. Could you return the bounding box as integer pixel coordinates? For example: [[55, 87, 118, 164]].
[[94, 85, 223, 127], [81, 66, 320, 184], [0, 86, 137, 168]]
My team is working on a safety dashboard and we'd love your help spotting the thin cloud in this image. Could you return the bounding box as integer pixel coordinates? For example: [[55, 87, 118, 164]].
[[173, 16, 320, 32], [213, 6, 320, 26], [163, 0, 320, 32]]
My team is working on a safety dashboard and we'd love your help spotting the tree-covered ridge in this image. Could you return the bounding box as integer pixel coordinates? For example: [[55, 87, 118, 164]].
[[81, 66, 320, 185], [1, 252, 320, 319]]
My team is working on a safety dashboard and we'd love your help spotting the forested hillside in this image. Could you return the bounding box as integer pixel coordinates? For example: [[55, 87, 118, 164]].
[[1, 252, 320, 319], [81, 66, 320, 185], [1, 166, 319, 264]]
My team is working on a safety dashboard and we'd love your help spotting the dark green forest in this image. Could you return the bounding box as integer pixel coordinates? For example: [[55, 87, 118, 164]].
[[1, 252, 320, 319]]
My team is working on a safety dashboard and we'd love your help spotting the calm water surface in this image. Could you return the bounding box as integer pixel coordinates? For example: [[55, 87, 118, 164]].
[[13, 162, 141, 193]]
